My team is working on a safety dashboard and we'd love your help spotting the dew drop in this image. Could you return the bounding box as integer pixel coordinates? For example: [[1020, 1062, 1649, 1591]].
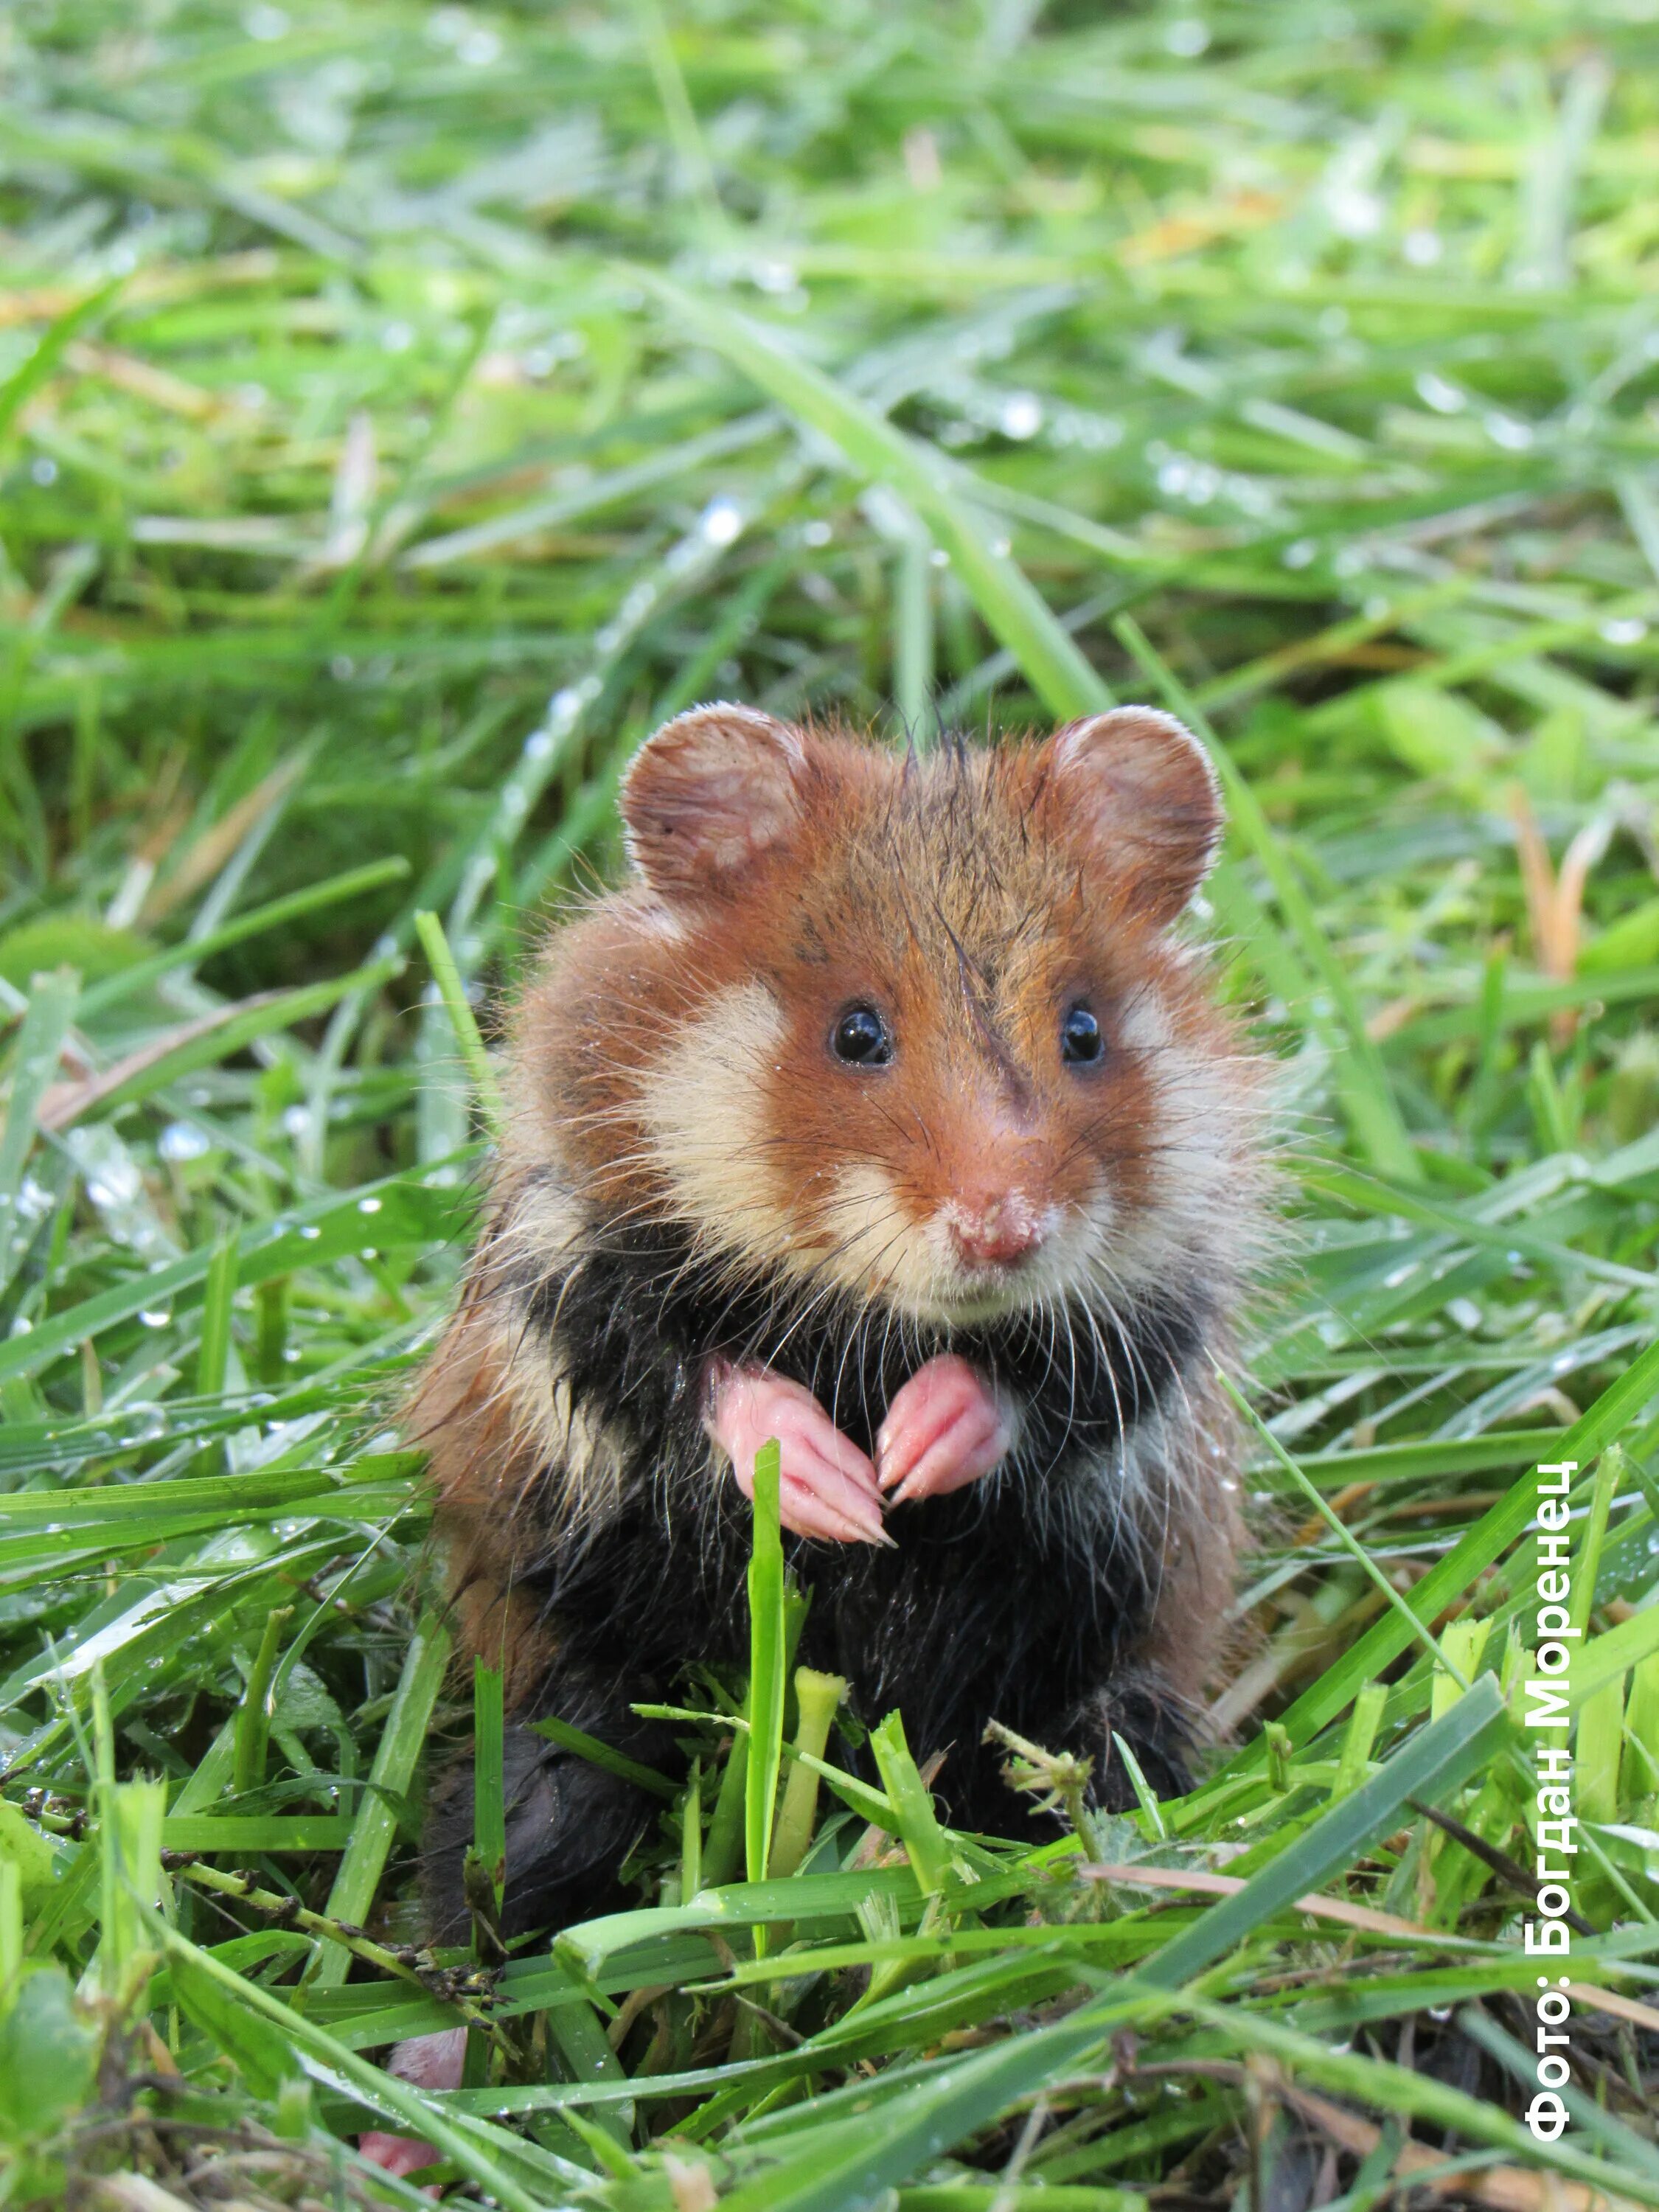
[[698, 495, 744, 547], [159, 1121, 211, 1164], [1415, 370, 1465, 415], [997, 392, 1044, 441], [1483, 410, 1534, 451], [1163, 15, 1209, 55]]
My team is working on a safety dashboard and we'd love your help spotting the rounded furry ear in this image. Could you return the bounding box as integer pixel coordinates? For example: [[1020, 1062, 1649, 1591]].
[[619, 703, 807, 896], [1042, 706, 1222, 924]]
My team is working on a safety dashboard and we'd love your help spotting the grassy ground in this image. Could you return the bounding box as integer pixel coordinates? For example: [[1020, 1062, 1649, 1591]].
[[3, 0, 1659, 2204]]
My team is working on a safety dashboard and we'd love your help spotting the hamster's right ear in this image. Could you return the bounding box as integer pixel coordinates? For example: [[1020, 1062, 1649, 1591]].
[[619, 703, 807, 896]]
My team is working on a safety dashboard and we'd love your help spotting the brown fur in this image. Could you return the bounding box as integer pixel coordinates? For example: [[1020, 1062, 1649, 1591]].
[[416, 705, 1268, 1837]]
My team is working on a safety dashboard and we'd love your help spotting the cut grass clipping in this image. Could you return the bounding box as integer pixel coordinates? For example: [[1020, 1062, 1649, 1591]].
[[4, 1, 1659, 2207]]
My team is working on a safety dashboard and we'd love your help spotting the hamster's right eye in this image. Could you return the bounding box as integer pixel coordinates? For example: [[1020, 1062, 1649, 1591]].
[[831, 1005, 892, 1067]]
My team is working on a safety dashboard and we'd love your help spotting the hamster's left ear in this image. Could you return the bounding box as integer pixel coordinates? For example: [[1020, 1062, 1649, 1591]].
[[1040, 706, 1222, 925], [619, 703, 807, 897]]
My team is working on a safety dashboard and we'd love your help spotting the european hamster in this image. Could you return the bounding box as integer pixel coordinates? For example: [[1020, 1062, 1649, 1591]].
[[411, 701, 1267, 1938], [361, 703, 1269, 2169]]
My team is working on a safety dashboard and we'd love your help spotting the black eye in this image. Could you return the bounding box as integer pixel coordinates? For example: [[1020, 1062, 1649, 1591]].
[[1061, 1005, 1104, 1066], [832, 1006, 892, 1067]]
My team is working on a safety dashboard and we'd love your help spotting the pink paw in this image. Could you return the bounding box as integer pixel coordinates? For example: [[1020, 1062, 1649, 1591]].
[[358, 2028, 465, 2183], [875, 1355, 1011, 1504], [706, 1360, 890, 1546], [358, 2130, 440, 2182]]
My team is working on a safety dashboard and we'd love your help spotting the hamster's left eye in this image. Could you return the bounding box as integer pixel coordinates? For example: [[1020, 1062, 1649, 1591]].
[[832, 1005, 893, 1067], [1060, 1005, 1104, 1066]]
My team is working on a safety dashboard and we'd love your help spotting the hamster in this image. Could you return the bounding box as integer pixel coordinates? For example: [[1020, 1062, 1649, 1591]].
[[408, 701, 1267, 1940], [361, 703, 1268, 2167]]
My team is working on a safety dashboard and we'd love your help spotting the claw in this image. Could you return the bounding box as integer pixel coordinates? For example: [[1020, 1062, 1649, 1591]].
[[876, 1355, 1012, 1503], [706, 1360, 888, 1545]]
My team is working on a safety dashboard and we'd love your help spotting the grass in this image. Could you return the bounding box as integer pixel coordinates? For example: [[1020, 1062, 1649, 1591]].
[[2, 0, 1659, 2202]]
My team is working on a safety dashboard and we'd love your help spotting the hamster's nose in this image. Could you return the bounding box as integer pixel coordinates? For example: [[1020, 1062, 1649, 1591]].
[[946, 1191, 1044, 1269]]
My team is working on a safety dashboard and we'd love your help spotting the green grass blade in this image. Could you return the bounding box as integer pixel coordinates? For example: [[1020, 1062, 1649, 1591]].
[[413, 908, 503, 1141], [1147, 1677, 1506, 1988], [312, 1608, 450, 1986], [1228, 1335, 1659, 1766], [528, 1714, 679, 1799], [638, 274, 1110, 720], [473, 1658, 506, 1907], [869, 1709, 951, 1896], [0, 967, 77, 1282], [745, 1436, 786, 1890]]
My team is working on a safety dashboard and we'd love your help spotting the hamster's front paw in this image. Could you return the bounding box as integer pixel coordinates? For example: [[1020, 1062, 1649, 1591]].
[[705, 1360, 891, 1546], [875, 1355, 1012, 1504], [358, 2027, 467, 2182]]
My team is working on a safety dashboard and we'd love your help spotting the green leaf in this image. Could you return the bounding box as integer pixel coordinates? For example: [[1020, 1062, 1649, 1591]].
[[0, 1967, 100, 2145], [0, 1798, 73, 1909], [869, 1709, 951, 1896]]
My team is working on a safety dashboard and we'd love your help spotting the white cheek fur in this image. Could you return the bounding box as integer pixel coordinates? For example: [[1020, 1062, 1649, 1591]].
[[1083, 984, 1265, 1304], [634, 981, 798, 1267]]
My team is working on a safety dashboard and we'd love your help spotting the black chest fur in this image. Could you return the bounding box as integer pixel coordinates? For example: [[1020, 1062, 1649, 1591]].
[[497, 1215, 1209, 1818]]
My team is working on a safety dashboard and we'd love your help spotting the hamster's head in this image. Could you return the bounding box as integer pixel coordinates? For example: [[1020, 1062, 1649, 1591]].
[[525, 705, 1265, 1326]]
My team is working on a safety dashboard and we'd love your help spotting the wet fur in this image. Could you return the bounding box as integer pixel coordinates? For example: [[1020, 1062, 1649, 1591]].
[[414, 715, 1266, 1941]]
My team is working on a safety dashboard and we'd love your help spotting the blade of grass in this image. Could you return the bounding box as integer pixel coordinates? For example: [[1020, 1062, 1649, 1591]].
[[745, 1436, 786, 1892], [414, 908, 503, 1142], [75, 856, 410, 1018], [637, 274, 1111, 721], [473, 1658, 506, 1911], [311, 1607, 450, 1986], [1222, 1334, 1659, 1769]]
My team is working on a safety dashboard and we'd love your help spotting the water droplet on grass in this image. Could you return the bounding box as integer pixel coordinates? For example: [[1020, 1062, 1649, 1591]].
[[1483, 411, 1533, 451], [698, 496, 744, 546], [997, 392, 1043, 440], [1415, 371, 1465, 415], [1164, 15, 1210, 55], [159, 1121, 211, 1164]]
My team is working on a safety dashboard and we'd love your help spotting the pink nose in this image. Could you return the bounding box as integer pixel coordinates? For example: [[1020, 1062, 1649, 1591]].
[[947, 1194, 1043, 1269]]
